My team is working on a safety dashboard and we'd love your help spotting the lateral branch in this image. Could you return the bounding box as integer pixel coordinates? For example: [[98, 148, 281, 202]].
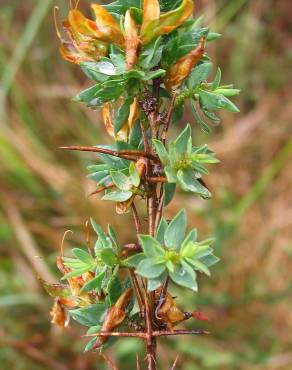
[[85, 329, 209, 339], [60, 146, 159, 161]]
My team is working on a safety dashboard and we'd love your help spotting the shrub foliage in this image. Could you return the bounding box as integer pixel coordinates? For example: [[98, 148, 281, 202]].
[[43, 1, 239, 368]]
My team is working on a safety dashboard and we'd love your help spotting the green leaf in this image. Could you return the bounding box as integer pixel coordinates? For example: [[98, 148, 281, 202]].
[[164, 209, 187, 251], [130, 7, 143, 24], [153, 139, 169, 165], [136, 258, 166, 279], [123, 253, 145, 268], [125, 69, 145, 80], [63, 258, 89, 269], [80, 62, 109, 82], [162, 28, 209, 69], [73, 84, 99, 103], [164, 164, 178, 183], [61, 265, 95, 280], [104, 1, 142, 15], [102, 190, 133, 202], [147, 274, 166, 292], [159, 0, 182, 12], [129, 120, 142, 147], [143, 69, 166, 81], [189, 15, 204, 30], [202, 108, 220, 123], [156, 217, 168, 244], [185, 258, 210, 276], [70, 303, 106, 326], [169, 261, 198, 291], [91, 219, 112, 249], [164, 183, 176, 207], [187, 62, 212, 90], [94, 79, 126, 106], [166, 260, 175, 273], [138, 235, 165, 258], [139, 37, 163, 69], [84, 337, 97, 353], [87, 325, 102, 335], [89, 172, 111, 186], [172, 103, 184, 122], [177, 169, 211, 198], [207, 32, 221, 42], [76, 79, 126, 106], [193, 245, 214, 259], [168, 141, 180, 168], [40, 281, 71, 298], [199, 90, 240, 113], [191, 100, 211, 134], [181, 236, 198, 257], [106, 276, 122, 306], [181, 241, 198, 258], [214, 88, 241, 97], [108, 225, 119, 253], [80, 270, 106, 294], [200, 253, 220, 267], [174, 124, 192, 156], [114, 97, 132, 134], [109, 45, 126, 74], [196, 237, 215, 247], [72, 248, 94, 265], [99, 249, 118, 267], [94, 145, 130, 170], [191, 151, 219, 164], [111, 171, 132, 191], [129, 162, 140, 187], [211, 67, 221, 89], [89, 61, 117, 76]]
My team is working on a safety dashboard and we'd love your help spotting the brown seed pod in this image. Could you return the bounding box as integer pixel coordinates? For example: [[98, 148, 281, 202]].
[[164, 37, 206, 91], [125, 10, 140, 70], [135, 157, 148, 179], [94, 288, 133, 348], [50, 298, 69, 328], [155, 290, 185, 331]]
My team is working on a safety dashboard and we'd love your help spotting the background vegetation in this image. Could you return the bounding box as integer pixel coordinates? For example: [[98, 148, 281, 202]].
[[0, 0, 291, 369]]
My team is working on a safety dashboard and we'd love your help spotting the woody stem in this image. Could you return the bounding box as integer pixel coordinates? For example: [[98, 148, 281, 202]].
[[144, 76, 165, 370], [130, 203, 145, 315], [59, 146, 158, 161]]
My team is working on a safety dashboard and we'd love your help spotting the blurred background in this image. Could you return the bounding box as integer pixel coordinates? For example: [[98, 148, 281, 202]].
[[0, 0, 292, 369]]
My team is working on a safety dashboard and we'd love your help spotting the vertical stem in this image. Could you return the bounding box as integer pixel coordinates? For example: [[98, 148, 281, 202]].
[[130, 269, 144, 315], [143, 75, 164, 370], [130, 202, 144, 315], [145, 292, 157, 370], [146, 182, 158, 369], [154, 185, 165, 232], [162, 93, 177, 144], [140, 121, 149, 154], [147, 191, 157, 237], [131, 203, 141, 234]]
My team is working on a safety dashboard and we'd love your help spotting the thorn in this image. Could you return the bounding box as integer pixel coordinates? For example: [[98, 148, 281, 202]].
[[53, 6, 62, 41], [171, 355, 179, 370], [87, 184, 115, 198], [61, 230, 73, 257], [192, 311, 210, 321], [136, 354, 141, 370]]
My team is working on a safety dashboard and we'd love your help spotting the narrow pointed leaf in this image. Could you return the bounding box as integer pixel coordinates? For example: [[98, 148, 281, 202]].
[[136, 258, 166, 278], [138, 235, 165, 258], [169, 261, 198, 291], [164, 209, 187, 250]]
